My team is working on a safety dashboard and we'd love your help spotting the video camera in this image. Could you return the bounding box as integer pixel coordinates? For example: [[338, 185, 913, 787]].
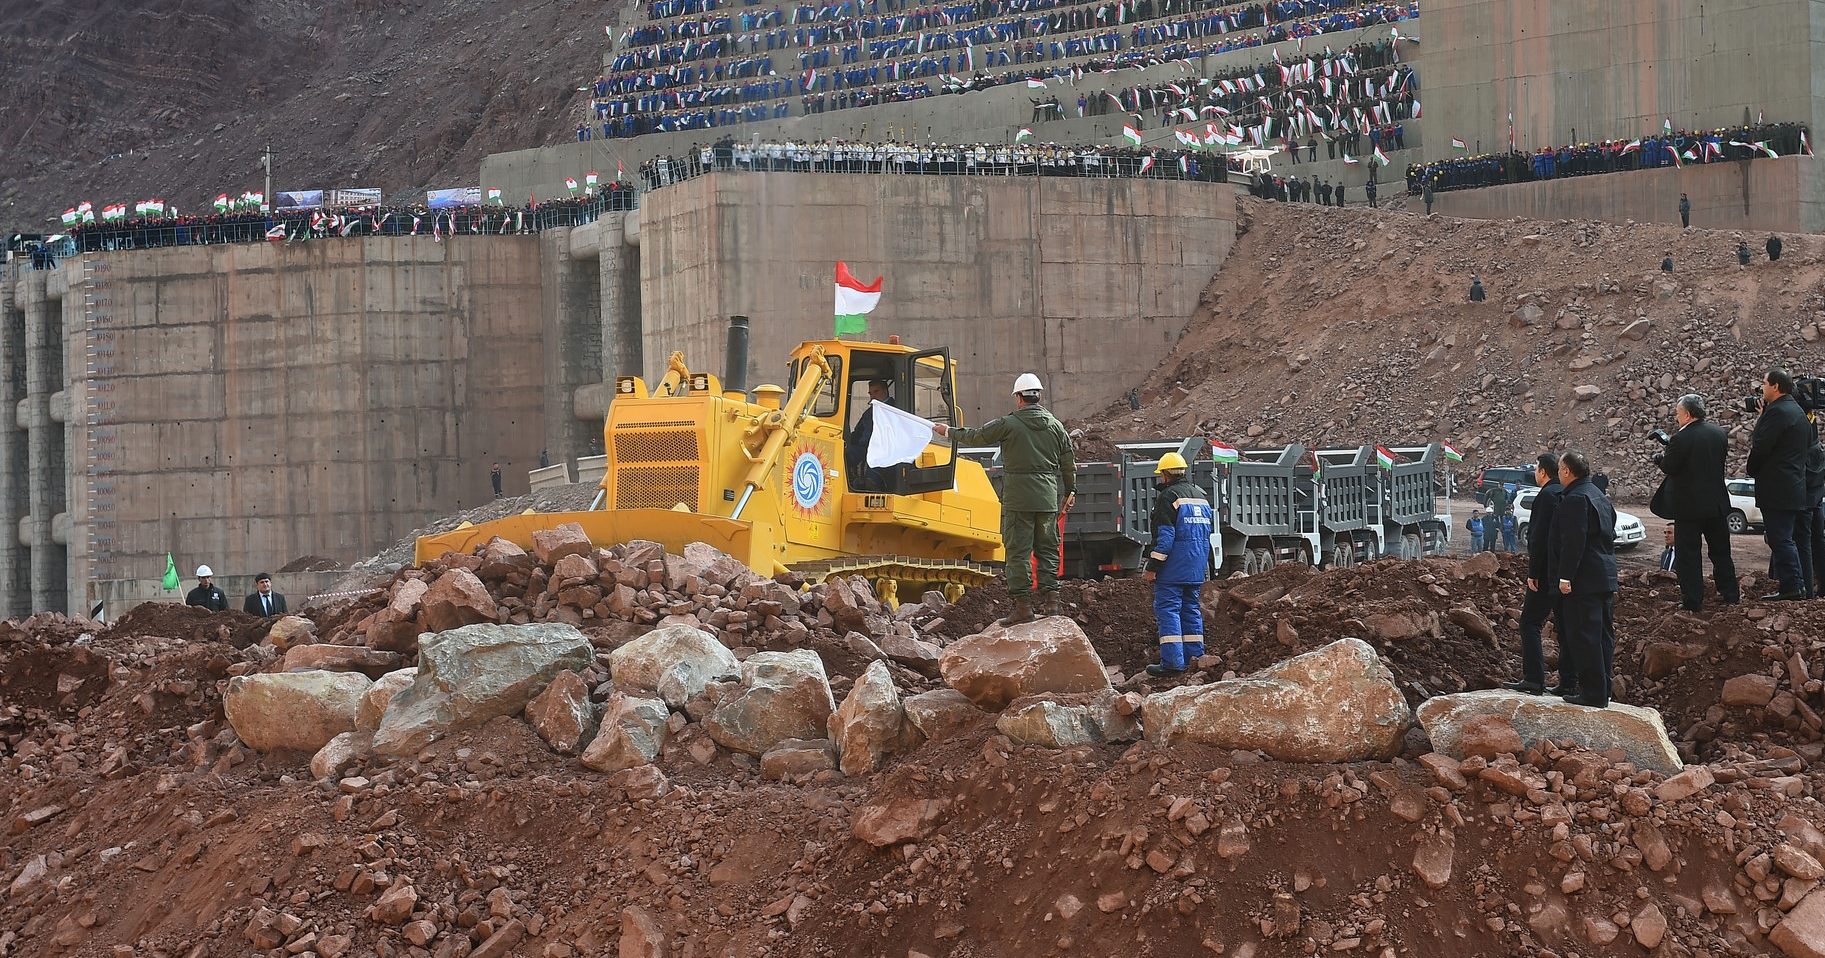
[[1743, 376, 1825, 414]]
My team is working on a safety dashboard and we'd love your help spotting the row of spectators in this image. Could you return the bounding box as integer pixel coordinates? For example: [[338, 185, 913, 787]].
[[634, 137, 1236, 186], [39, 192, 638, 261], [616, 0, 1370, 73], [1404, 122, 1809, 194], [584, 0, 1416, 140]]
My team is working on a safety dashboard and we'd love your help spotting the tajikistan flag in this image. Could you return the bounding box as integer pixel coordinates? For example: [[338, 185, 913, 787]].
[[1212, 442, 1240, 463], [1375, 446, 1398, 470], [1441, 441, 1463, 462], [1015, 128, 1033, 142], [834, 262, 883, 336], [1122, 124, 1142, 146], [1450, 137, 1467, 152], [1372, 146, 1390, 166]]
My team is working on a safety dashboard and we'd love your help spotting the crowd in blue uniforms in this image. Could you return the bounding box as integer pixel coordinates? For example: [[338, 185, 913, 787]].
[[586, 0, 1418, 140], [1405, 121, 1809, 195]]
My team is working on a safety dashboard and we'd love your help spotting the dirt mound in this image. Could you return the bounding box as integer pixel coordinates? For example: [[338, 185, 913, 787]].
[[279, 555, 343, 573], [1085, 196, 1825, 503], [100, 601, 272, 650]]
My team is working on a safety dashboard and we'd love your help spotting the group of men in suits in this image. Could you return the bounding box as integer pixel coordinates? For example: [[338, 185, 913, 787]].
[[1503, 370, 1819, 708], [184, 566, 290, 616], [1500, 449, 1620, 708]]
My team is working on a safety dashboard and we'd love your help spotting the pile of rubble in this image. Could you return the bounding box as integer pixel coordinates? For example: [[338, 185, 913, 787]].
[[6, 532, 1825, 958]]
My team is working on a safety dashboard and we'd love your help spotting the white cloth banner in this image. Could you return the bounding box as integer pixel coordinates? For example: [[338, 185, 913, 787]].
[[866, 400, 936, 467]]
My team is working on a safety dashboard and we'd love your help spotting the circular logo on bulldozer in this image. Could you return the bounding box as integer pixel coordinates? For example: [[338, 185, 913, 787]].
[[792, 446, 828, 514]]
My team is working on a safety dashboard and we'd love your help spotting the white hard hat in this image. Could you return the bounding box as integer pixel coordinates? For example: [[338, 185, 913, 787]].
[[1011, 373, 1044, 395], [196, 565, 213, 577]]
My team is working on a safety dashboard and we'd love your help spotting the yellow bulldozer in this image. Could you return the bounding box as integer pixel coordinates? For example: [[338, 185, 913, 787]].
[[415, 333, 1005, 605]]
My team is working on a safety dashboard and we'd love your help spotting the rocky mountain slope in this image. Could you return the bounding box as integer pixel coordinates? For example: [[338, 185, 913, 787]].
[[1084, 196, 1825, 501], [0, 0, 611, 227]]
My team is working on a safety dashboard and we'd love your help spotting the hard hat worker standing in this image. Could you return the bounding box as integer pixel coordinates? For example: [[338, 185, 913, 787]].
[[933, 373, 1076, 625], [185, 565, 228, 612], [1142, 452, 1213, 676]]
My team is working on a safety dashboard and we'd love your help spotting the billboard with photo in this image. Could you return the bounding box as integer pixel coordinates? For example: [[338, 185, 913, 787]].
[[426, 188, 482, 209], [327, 188, 384, 207], [274, 190, 324, 209]]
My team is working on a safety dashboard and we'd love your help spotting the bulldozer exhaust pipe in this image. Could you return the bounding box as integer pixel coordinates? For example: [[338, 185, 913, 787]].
[[724, 315, 750, 397]]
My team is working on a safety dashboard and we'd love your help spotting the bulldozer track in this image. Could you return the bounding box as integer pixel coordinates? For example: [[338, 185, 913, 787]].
[[788, 555, 997, 608]]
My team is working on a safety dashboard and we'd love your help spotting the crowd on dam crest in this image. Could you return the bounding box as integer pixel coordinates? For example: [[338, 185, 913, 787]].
[[584, 0, 1417, 139], [1405, 121, 1810, 194]]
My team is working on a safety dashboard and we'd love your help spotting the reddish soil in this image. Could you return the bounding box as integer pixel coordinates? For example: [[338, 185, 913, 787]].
[[5, 541, 1823, 958]]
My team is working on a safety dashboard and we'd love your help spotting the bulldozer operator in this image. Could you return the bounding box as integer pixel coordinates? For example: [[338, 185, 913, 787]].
[[933, 373, 1076, 624]]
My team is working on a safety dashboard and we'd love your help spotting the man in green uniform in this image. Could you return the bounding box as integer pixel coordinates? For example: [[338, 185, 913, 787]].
[[933, 373, 1076, 625]]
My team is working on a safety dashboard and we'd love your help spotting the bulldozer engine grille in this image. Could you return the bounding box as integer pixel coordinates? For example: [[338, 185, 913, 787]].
[[615, 466, 701, 510], [616, 429, 699, 463], [613, 427, 702, 510]]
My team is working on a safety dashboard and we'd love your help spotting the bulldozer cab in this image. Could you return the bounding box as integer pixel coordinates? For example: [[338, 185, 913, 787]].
[[796, 343, 959, 496]]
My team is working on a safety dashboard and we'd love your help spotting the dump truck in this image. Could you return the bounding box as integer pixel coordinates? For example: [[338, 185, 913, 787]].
[[969, 439, 1455, 579], [416, 329, 1005, 604]]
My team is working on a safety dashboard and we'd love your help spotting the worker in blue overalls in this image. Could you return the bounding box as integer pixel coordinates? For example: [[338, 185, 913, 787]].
[[1144, 452, 1213, 676]]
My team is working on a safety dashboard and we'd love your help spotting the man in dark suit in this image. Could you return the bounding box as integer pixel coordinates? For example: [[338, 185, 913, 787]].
[[243, 572, 288, 617], [1652, 394, 1740, 610], [1747, 367, 1814, 600], [1503, 454, 1567, 694], [1551, 450, 1618, 708]]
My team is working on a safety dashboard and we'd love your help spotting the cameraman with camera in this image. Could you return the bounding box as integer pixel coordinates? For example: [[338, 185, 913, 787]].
[[1649, 395, 1739, 610], [1746, 368, 1815, 600]]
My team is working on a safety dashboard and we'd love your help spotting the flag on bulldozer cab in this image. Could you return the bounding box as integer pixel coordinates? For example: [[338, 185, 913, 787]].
[[834, 262, 883, 336]]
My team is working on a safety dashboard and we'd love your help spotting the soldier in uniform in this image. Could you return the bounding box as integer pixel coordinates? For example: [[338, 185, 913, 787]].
[[934, 374, 1076, 624]]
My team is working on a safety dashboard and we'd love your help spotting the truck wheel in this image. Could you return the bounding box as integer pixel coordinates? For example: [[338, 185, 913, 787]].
[[1332, 545, 1350, 569], [1256, 548, 1276, 572], [1727, 510, 1747, 535]]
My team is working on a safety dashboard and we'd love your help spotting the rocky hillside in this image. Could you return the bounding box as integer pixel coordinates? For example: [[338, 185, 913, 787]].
[[0, 0, 611, 226], [1085, 196, 1825, 501]]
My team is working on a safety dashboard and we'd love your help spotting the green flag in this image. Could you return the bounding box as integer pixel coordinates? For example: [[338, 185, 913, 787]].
[[162, 553, 179, 590]]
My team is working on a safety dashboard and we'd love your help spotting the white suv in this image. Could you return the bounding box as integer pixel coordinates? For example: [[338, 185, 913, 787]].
[[1726, 479, 1762, 534], [1513, 487, 1647, 551]]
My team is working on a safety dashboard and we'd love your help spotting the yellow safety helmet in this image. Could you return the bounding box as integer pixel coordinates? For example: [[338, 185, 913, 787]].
[[1156, 452, 1188, 474]]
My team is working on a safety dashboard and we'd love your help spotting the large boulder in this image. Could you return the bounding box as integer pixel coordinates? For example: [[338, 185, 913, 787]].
[[997, 690, 1140, 748], [1414, 689, 1683, 775], [939, 617, 1111, 711], [1142, 638, 1411, 761], [903, 688, 988, 742], [829, 660, 914, 776], [579, 692, 670, 772], [225, 671, 374, 753], [703, 650, 836, 756], [530, 522, 593, 565], [358, 668, 418, 731], [264, 615, 316, 650], [372, 623, 593, 756], [284, 644, 404, 678], [608, 624, 740, 708], [310, 730, 374, 780], [419, 568, 500, 634], [367, 579, 430, 653], [524, 670, 597, 755]]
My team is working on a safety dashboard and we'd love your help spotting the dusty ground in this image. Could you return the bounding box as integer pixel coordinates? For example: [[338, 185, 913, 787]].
[[4, 543, 1824, 958]]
